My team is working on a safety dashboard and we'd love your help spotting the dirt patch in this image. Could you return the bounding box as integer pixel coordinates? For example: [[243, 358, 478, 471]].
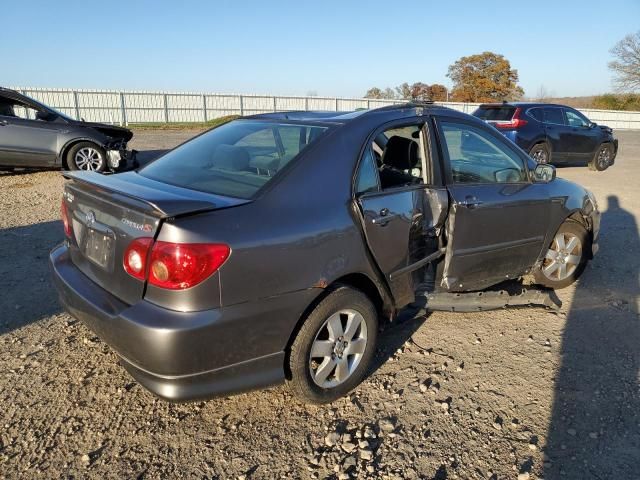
[[1, 131, 638, 479]]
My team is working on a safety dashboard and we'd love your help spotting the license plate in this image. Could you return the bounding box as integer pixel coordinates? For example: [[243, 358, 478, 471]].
[[84, 228, 115, 269]]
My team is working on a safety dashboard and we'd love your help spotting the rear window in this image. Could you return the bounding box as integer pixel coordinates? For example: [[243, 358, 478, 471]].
[[140, 120, 328, 199], [473, 106, 516, 121]]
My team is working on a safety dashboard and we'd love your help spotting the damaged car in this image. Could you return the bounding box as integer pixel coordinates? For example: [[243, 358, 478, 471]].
[[0, 87, 135, 172], [50, 103, 600, 404]]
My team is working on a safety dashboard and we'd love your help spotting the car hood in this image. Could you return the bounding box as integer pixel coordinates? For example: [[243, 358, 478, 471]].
[[71, 120, 133, 142], [597, 124, 613, 134]]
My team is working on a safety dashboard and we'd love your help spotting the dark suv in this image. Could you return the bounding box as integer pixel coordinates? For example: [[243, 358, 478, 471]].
[[473, 103, 618, 171], [0, 87, 135, 173]]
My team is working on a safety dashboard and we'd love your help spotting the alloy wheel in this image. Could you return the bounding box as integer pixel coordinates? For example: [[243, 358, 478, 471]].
[[532, 148, 548, 164], [309, 309, 368, 388], [74, 147, 103, 171], [542, 232, 582, 281], [597, 146, 611, 170]]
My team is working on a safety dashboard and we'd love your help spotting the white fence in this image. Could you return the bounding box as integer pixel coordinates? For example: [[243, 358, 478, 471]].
[[9, 87, 640, 130]]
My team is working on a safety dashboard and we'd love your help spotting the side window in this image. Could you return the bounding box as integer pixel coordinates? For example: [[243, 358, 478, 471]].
[[543, 108, 565, 125], [565, 109, 588, 127], [355, 149, 379, 194], [528, 108, 543, 122], [440, 121, 527, 184], [374, 124, 424, 190]]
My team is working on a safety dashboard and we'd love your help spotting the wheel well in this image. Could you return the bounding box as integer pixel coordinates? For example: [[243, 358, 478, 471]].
[[59, 140, 100, 170], [282, 273, 385, 380], [568, 211, 588, 228]]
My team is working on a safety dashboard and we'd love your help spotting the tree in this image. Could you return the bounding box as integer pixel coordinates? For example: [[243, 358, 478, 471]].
[[535, 85, 555, 101], [429, 84, 448, 101], [447, 52, 524, 102], [383, 87, 396, 100], [410, 82, 431, 100], [395, 82, 412, 100], [609, 31, 640, 91], [364, 87, 385, 99]]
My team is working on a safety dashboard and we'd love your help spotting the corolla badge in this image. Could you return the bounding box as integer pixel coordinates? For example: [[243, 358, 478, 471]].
[[85, 211, 96, 225], [121, 218, 153, 232]]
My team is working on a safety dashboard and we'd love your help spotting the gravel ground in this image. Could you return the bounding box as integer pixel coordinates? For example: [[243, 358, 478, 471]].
[[0, 129, 639, 480]]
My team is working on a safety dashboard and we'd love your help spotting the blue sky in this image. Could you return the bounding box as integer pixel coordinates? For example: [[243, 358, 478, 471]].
[[2, 0, 639, 98]]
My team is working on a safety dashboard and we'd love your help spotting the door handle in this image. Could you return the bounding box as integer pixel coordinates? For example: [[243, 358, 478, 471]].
[[371, 208, 399, 226], [460, 196, 483, 209]]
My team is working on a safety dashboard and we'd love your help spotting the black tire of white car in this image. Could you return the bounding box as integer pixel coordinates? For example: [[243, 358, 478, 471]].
[[287, 286, 378, 404], [529, 143, 550, 164], [67, 142, 106, 172], [534, 220, 591, 289], [588, 143, 613, 171]]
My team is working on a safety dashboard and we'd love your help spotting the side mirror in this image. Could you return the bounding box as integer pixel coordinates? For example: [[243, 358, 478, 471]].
[[588, 122, 597, 129], [35, 110, 56, 121], [533, 164, 556, 183]]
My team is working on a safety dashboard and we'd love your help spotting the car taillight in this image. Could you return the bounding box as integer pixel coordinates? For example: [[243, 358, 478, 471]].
[[494, 107, 528, 129], [61, 200, 72, 238], [123, 238, 230, 290], [123, 237, 154, 280]]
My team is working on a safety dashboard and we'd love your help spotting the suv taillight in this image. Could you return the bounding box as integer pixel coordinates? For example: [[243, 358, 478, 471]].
[[61, 200, 72, 238], [123, 238, 230, 290], [495, 107, 528, 129]]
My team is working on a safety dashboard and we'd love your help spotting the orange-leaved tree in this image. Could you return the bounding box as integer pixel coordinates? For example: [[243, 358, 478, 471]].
[[447, 52, 524, 102]]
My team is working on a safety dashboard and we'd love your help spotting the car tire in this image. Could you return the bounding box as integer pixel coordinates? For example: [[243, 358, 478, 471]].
[[534, 220, 591, 289], [67, 142, 106, 172], [287, 286, 378, 404], [529, 143, 550, 164], [588, 143, 613, 171]]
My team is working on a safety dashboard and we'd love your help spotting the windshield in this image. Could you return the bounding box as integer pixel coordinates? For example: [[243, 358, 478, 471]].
[[140, 120, 329, 199]]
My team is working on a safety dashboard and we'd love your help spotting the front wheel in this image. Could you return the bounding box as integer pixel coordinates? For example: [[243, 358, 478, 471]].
[[67, 142, 106, 172], [287, 287, 378, 404], [534, 221, 591, 289], [588, 143, 613, 171]]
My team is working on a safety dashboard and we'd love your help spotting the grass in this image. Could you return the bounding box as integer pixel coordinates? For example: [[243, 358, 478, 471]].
[[127, 115, 240, 130]]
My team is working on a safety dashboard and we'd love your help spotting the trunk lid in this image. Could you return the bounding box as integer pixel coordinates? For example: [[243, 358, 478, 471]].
[[62, 171, 249, 305]]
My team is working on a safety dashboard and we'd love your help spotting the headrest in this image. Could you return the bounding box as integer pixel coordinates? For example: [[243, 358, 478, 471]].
[[211, 144, 250, 171], [381, 136, 419, 170]]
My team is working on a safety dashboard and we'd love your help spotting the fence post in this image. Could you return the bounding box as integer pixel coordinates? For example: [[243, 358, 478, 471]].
[[335, 98, 339, 111], [305, 97, 309, 111], [273, 96, 277, 113], [163, 94, 169, 123], [202, 94, 207, 122], [73, 91, 81, 121], [239, 95, 244, 116], [119, 92, 127, 126], [367, 99, 371, 110]]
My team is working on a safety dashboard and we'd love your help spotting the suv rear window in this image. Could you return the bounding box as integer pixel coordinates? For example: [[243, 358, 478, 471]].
[[473, 106, 516, 121], [140, 120, 328, 199]]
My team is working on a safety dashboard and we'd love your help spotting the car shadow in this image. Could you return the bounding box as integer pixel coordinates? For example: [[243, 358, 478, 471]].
[[544, 195, 640, 478], [0, 220, 64, 335]]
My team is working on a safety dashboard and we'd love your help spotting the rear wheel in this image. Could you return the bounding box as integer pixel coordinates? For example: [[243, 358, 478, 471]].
[[529, 143, 550, 164], [287, 287, 378, 404], [67, 142, 106, 172], [534, 221, 590, 289], [588, 143, 612, 171]]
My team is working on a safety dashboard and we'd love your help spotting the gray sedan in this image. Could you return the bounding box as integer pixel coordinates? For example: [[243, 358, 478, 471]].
[[50, 103, 600, 403]]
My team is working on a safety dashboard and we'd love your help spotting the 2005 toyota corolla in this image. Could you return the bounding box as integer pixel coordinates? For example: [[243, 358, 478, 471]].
[[50, 103, 600, 403]]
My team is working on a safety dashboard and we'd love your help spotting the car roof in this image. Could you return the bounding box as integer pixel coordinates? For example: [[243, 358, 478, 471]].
[[246, 102, 467, 125], [478, 102, 574, 109]]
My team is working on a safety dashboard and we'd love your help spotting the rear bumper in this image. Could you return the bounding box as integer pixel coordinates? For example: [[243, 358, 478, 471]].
[[50, 244, 316, 401]]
